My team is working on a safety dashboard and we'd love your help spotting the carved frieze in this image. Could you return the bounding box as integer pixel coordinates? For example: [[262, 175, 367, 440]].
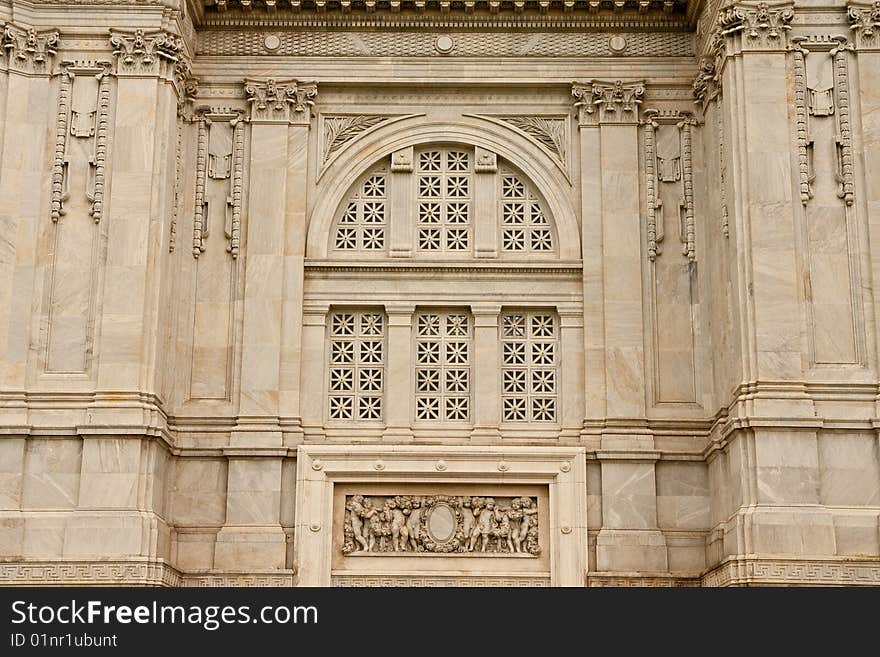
[[51, 61, 114, 224], [643, 109, 698, 262], [244, 78, 318, 124], [191, 108, 247, 258], [572, 79, 645, 126], [342, 495, 540, 556], [2, 23, 59, 74], [849, 1, 880, 49]]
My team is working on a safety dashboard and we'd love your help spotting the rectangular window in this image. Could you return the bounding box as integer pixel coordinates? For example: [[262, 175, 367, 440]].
[[328, 310, 386, 421], [417, 149, 472, 252], [501, 311, 558, 422], [414, 310, 472, 422]]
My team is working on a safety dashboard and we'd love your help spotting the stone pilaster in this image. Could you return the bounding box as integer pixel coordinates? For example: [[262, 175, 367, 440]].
[[383, 303, 415, 440], [472, 303, 502, 441]]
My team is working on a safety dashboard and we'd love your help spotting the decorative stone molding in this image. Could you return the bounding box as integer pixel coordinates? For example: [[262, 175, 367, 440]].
[[331, 575, 550, 587], [848, 1, 880, 49], [51, 61, 114, 225], [0, 561, 182, 587], [642, 109, 698, 262], [191, 108, 247, 258], [789, 35, 855, 208], [717, 2, 794, 52], [342, 494, 540, 555], [295, 445, 587, 586], [587, 574, 700, 587], [2, 23, 59, 74], [244, 78, 318, 124], [322, 115, 389, 164], [204, 0, 688, 14], [199, 29, 693, 58], [170, 81, 199, 254], [572, 79, 645, 126], [474, 146, 498, 173], [702, 557, 880, 587], [495, 116, 568, 166], [110, 28, 185, 78]]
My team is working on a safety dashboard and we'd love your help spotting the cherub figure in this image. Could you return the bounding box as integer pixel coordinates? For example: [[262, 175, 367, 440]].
[[468, 497, 498, 553], [405, 498, 423, 552], [506, 497, 524, 553], [494, 502, 514, 553], [345, 494, 369, 552], [385, 497, 410, 552], [363, 498, 385, 552], [456, 497, 476, 552], [519, 497, 539, 555]]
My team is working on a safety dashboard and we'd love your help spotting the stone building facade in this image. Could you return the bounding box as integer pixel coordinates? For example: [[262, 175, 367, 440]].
[[0, 0, 878, 587]]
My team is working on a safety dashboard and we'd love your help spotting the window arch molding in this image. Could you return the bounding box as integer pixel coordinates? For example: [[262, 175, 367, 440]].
[[307, 119, 581, 260]]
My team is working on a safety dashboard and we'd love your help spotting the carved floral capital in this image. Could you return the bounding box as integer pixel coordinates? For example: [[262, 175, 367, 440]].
[[2, 23, 59, 74], [717, 2, 794, 51], [849, 1, 880, 48], [244, 78, 318, 124], [572, 79, 645, 126], [110, 29, 185, 77]]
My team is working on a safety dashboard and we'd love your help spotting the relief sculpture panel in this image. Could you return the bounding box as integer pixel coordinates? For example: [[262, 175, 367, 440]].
[[342, 494, 540, 556]]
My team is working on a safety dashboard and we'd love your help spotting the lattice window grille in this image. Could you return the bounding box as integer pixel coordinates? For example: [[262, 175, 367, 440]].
[[328, 310, 386, 421], [333, 171, 387, 252], [500, 171, 554, 253], [415, 310, 472, 422], [501, 311, 558, 422], [417, 149, 472, 253]]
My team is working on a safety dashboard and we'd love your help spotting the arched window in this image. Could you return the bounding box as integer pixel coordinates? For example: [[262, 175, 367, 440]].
[[329, 145, 557, 258]]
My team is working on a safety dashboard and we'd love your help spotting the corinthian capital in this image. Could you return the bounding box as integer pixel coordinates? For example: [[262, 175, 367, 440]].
[[110, 28, 185, 78], [2, 23, 59, 74], [572, 80, 644, 126], [717, 2, 794, 51], [849, 2, 880, 49], [244, 78, 318, 125]]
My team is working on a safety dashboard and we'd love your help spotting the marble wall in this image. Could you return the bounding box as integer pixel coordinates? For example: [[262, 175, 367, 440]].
[[0, 0, 878, 587]]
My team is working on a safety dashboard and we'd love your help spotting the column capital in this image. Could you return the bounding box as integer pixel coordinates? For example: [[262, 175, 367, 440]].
[[715, 1, 794, 54], [110, 28, 186, 80], [244, 78, 318, 125], [2, 22, 59, 75], [849, 1, 880, 50], [572, 80, 645, 127]]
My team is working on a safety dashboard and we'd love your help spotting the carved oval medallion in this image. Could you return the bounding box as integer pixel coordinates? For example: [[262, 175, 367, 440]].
[[426, 503, 456, 544]]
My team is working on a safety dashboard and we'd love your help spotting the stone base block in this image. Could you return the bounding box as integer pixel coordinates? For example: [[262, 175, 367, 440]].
[[596, 529, 668, 572], [213, 526, 287, 570]]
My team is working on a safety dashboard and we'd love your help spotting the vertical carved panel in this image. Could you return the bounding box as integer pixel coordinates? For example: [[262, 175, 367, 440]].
[[188, 108, 246, 400], [643, 109, 700, 405], [790, 36, 864, 366], [45, 62, 112, 374]]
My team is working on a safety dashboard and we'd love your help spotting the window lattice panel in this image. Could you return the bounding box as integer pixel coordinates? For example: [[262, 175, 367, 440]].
[[501, 312, 558, 423], [333, 171, 387, 252], [417, 149, 472, 253], [328, 311, 386, 421], [500, 171, 554, 254], [414, 311, 472, 422]]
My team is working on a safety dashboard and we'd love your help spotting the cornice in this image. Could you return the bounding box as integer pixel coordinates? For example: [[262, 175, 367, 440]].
[[304, 260, 584, 275]]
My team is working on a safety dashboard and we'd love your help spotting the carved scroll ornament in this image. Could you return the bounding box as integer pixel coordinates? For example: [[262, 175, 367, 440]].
[[342, 495, 540, 556]]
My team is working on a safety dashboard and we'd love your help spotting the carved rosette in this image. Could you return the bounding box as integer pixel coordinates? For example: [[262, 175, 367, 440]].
[[849, 1, 880, 49], [342, 494, 540, 556], [572, 80, 645, 126], [245, 78, 318, 124], [110, 29, 186, 82], [2, 23, 59, 74]]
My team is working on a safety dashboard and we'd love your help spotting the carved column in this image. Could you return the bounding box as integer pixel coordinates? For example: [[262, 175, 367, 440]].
[[0, 24, 59, 403], [473, 146, 499, 258], [472, 303, 503, 441], [300, 302, 330, 436], [574, 78, 668, 573], [389, 146, 414, 257], [848, 2, 880, 388], [384, 303, 415, 440], [233, 78, 316, 446]]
